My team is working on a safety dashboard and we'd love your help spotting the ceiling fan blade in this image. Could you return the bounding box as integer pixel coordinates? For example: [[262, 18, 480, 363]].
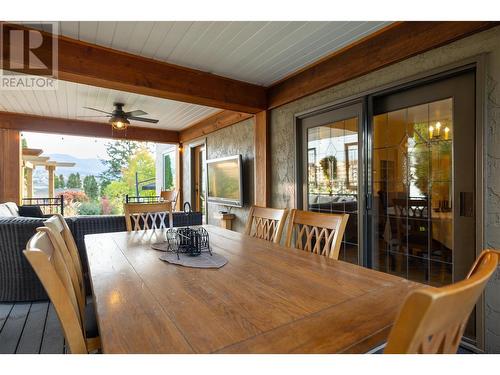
[[125, 110, 147, 117], [76, 115, 111, 118], [83, 106, 113, 115], [128, 116, 159, 124]]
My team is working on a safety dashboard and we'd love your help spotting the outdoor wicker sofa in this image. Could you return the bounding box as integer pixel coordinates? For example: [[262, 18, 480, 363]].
[[0, 202, 202, 302]]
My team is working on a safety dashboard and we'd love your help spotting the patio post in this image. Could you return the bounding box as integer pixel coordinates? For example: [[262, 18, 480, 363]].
[[24, 161, 34, 199]]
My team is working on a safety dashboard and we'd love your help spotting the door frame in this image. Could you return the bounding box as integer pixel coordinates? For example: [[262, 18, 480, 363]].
[[293, 54, 487, 351], [189, 138, 208, 222]]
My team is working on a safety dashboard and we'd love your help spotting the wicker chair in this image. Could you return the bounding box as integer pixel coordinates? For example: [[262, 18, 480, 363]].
[[0, 212, 203, 302]]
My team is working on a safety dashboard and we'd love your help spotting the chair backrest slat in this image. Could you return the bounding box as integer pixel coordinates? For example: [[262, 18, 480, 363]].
[[44, 214, 86, 322], [124, 202, 173, 232], [285, 209, 349, 260], [385, 250, 499, 354], [160, 190, 178, 206], [244, 206, 288, 244], [24, 228, 88, 354]]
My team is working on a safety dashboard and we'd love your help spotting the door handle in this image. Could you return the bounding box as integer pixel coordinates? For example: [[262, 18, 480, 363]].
[[365, 193, 372, 211]]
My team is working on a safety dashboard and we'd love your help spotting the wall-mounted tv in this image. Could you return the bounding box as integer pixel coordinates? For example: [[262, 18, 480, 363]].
[[206, 155, 243, 207]]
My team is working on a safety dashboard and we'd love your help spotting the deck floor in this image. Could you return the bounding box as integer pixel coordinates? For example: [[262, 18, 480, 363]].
[[0, 302, 65, 354]]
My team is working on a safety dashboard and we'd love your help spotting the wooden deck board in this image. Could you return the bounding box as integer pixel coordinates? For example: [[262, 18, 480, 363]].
[[0, 302, 65, 354], [0, 303, 13, 332], [16, 302, 49, 354], [40, 303, 65, 354], [0, 302, 30, 353]]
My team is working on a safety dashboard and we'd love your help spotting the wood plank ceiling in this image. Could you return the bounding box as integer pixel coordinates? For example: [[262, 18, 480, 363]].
[[0, 80, 219, 131], [0, 21, 389, 132], [34, 21, 390, 85]]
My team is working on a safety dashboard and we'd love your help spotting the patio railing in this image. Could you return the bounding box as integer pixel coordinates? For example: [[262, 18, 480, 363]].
[[21, 197, 64, 216], [125, 195, 162, 204]]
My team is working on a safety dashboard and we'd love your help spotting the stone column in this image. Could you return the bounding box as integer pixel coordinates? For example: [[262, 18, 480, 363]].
[[25, 165, 33, 198]]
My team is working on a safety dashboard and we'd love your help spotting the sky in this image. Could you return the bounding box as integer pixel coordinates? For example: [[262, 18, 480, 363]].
[[22, 131, 156, 160], [23, 131, 111, 159]]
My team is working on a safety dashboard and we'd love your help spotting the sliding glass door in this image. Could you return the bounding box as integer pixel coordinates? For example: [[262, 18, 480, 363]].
[[369, 69, 477, 341], [297, 68, 478, 344]]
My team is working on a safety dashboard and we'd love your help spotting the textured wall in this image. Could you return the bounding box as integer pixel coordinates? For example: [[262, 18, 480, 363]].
[[269, 26, 500, 352], [182, 118, 255, 233]]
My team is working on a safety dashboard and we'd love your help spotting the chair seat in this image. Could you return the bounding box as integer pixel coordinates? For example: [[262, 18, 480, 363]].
[[85, 297, 99, 338]]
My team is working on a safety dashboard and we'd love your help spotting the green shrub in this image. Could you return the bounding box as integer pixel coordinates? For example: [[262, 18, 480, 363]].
[[77, 201, 102, 216]]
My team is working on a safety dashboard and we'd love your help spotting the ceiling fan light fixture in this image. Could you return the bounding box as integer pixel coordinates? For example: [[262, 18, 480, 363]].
[[109, 115, 130, 131]]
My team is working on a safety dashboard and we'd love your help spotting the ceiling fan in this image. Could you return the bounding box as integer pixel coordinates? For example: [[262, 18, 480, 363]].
[[81, 102, 159, 130]]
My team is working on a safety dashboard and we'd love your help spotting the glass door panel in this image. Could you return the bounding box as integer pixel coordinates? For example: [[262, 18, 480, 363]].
[[304, 110, 360, 264], [372, 98, 453, 285], [369, 70, 476, 342]]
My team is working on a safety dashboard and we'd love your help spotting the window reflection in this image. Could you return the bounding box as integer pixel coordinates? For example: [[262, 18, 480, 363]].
[[372, 98, 453, 287], [306, 117, 359, 264]]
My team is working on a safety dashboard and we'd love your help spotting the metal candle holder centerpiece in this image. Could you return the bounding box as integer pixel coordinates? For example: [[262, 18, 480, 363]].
[[165, 202, 212, 259]]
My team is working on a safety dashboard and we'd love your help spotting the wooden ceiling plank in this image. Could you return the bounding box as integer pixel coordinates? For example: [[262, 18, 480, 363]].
[[0, 111, 179, 144], [1, 23, 267, 114], [268, 21, 499, 109]]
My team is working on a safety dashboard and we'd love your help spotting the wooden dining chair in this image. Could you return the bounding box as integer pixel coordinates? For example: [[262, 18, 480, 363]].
[[285, 209, 349, 260], [44, 214, 85, 306], [24, 228, 100, 354], [244, 206, 288, 244], [384, 249, 499, 354], [160, 189, 178, 206], [124, 201, 173, 231]]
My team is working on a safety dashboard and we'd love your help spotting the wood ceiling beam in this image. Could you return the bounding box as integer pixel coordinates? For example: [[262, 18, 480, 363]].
[[179, 110, 253, 143], [1, 23, 267, 114], [22, 148, 43, 156], [0, 112, 179, 144], [267, 21, 499, 109]]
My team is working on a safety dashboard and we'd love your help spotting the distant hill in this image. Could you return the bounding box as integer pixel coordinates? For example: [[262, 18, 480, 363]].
[[33, 154, 107, 187], [47, 154, 107, 178]]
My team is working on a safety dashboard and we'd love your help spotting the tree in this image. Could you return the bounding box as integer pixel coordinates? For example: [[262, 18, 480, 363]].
[[66, 173, 82, 189], [99, 140, 140, 188], [54, 174, 65, 189], [122, 147, 156, 197], [163, 155, 173, 190], [21, 138, 28, 148], [77, 201, 101, 215], [99, 145, 155, 214], [83, 175, 99, 201], [59, 174, 65, 189], [102, 180, 129, 214]]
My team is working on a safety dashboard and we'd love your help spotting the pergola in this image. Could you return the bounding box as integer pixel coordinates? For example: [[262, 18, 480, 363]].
[[21, 148, 75, 199]]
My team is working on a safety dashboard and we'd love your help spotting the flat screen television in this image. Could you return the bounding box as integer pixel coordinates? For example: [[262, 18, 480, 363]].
[[206, 155, 243, 207]]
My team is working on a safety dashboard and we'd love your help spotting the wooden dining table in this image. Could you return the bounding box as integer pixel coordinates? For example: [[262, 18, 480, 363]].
[[84, 225, 421, 354]]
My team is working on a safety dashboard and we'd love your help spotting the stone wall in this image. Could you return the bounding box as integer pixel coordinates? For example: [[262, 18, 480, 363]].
[[182, 117, 255, 233], [268, 25, 500, 352]]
